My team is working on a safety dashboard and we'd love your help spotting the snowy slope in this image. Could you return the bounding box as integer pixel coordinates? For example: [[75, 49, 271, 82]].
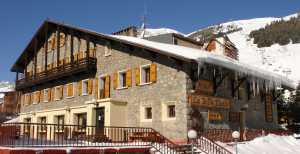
[[137, 28, 184, 38]]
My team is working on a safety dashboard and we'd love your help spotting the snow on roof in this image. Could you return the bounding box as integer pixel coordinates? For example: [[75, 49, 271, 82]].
[[104, 34, 295, 89], [4, 116, 19, 123]]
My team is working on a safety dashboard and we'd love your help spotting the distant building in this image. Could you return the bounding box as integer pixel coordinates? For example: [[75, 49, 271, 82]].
[[205, 32, 239, 60], [1, 91, 21, 117]]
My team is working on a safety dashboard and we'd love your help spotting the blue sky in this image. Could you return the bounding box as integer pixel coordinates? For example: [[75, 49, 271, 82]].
[[1, 0, 299, 84]]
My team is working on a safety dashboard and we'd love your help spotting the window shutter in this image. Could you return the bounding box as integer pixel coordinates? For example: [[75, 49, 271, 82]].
[[52, 87, 55, 100], [74, 54, 78, 61], [105, 75, 110, 98], [67, 84, 71, 97], [41, 90, 44, 102], [44, 42, 46, 52], [53, 62, 57, 68], [37, 91, 40, 103], [48, 89, 51, 101], [43, 66, 45, 71], [60, 59, 64, 66], [88, 79, 92, 94], [49, 63, 52, 69], [31, 93, 34, 104], [95, 78, 98, 99], [36, 68, 39, 74], [66, 57, 69, 63], [126, 70, 132, 87], [78, 81, 82, 95], [28, 94, 30, 104], [62, 34, 66, 45], [70, 84, 73, 96], [150, 63, 156, 82], [113, 73, 118, 89], [135, 67, 140, 85], [55, 37, 57, 48], [89, 48, 93, 57], [22, 95, 25, 105], [59, 86, 63, 99], [51, 38, 54, 50], [80, 51, 83, 59]]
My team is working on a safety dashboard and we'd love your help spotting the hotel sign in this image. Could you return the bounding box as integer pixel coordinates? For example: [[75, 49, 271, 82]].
[[265, 95, 273, 122], [195, 79, 214, 93], [208, 110, 222, 121], [229, 112, 239, 122], [189, 93, 231, 110]]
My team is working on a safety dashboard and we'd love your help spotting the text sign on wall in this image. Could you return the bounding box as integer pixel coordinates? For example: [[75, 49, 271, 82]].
[[208, 110, 222, 121], [189, 93, 231, 110], [265, 95, 273, 122], [195, 79, 214, 93]]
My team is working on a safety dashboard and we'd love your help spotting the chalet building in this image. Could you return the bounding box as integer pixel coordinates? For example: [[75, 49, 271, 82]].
[[1, 91, 21, 117], [11, 20, 295, 142], [205, 32, 239, 60]]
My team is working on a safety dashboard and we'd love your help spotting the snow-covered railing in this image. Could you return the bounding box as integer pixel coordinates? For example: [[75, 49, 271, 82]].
[[194, 131, 233, 154], [0, 122, 186, 154], [202, 129, 292, 142]]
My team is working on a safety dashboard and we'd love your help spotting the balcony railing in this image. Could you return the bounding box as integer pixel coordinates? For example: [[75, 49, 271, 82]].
[[16, 57, 97, 90], [0, 122, 186, 154]]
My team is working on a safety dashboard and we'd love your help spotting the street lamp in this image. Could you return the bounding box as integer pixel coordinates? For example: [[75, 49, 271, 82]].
[[188, 130, 197, 154], [91, 98, 97, 106], [232, 131, 240, 154]]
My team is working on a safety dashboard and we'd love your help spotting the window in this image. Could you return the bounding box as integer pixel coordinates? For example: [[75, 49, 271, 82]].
[[67, 83, 74, 98], [140, 104, 152, 122], [82, 79, 89, 95], [146, 108, 152, 119], [44, 88, 50, 102], [238, 88, 244, 101], [225, 110, 229, 120], [140, 65, 151, 84], [60, 33, 66, 47], [54, 86, 63, 100], [253, 111, 257, 122], [118, 70, 127, 88], [168, 105, 175, 118], [79, 79, 92, 95], [57, 116, 64, 129], [174, 39, 178, 45], [98, 76, 107, 99], [162, 102, 176, 121], [25, 94, 28, 105], [33, 91, 38, 104], [78, 114, 87, 129], [40, 117, 47, 130], [105, 42, 111, 56]]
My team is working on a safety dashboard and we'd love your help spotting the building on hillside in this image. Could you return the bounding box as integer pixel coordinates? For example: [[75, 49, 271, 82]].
[[205, 32, 239, 60], [1, 91, 21, 117], [11, 20, 295, 142], [143, 33, 204, 50]]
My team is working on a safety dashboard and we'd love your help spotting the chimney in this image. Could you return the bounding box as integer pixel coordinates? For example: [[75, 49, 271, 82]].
[[112, 26, 137, 37]]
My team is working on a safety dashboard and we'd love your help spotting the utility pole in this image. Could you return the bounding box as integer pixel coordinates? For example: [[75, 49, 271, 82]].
[[140, 3, 149, 38]]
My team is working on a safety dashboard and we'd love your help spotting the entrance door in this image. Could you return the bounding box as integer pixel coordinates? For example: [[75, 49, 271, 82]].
[[95, 108, 105, 135]]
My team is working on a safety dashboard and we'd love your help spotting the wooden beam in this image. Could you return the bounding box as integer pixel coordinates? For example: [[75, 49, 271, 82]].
[[120, 43, 134, 51], [143, 49, 156, 58], [89, 35, 97, 47], [45, 21, 48, 71], [168, 56, 182, 66], [247, 83, 254, 100], [70, 28, 73, 62], [86, 33, 89, 58], [34, 37, 38, 75], [101, 37, 114, 45], [214, 75, 226, 94], [231, 78, 246, 97], [24, 51, 27, 78]]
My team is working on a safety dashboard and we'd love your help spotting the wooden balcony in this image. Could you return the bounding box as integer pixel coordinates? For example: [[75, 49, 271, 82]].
[[16, 57, 97, 90]]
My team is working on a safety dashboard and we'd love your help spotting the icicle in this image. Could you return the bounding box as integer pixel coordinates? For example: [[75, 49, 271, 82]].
[[235, 71, 238, 81], [203, 65, 207, 76]]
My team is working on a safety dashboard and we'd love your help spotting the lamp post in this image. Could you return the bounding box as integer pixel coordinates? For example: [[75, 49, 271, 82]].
[[232, 131, 240, 154], [92, 98, 97, 106], [188, 130, 197, 154]]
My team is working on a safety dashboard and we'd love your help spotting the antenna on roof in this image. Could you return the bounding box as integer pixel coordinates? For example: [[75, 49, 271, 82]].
[[140, 3, 149, 38]]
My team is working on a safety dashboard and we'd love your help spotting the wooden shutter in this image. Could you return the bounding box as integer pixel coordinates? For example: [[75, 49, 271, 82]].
[[31, 93, 34, 104], [89, 48, 93, 57], [41, 90, 44, 102], [52, 88, 55, 100], [88, 79, 92, 94], [22, 95, 25, 105], [135, 67, 140, 85], [51, 38, 54, 50], [126, 70, 132, 87], [150, 63, 156, 82], [37, 91, 40, 103], [53, 62, 57, 68], [36, 68, 39, 74], [113, 73, 118, 89], [78, 81, 82, 95], [29, 71, 33, 76], [55, 37, 57, 48], [49, 63, 53, 69], [95, 78, 98, 99], [28, 94, 30, 104], [62, 34, 66, 45], [67, 84, 71, 97], [74, 54, 78, 61], [44, 42, 46, 52], [43, 66, 45, 71], [66, 57, 69, 63], [48, 89, 51, 101], [105, 75, 110, 98], [80, 51, 83, 59], [60, 59, 64, 65], [59, 86, 63, 99]]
